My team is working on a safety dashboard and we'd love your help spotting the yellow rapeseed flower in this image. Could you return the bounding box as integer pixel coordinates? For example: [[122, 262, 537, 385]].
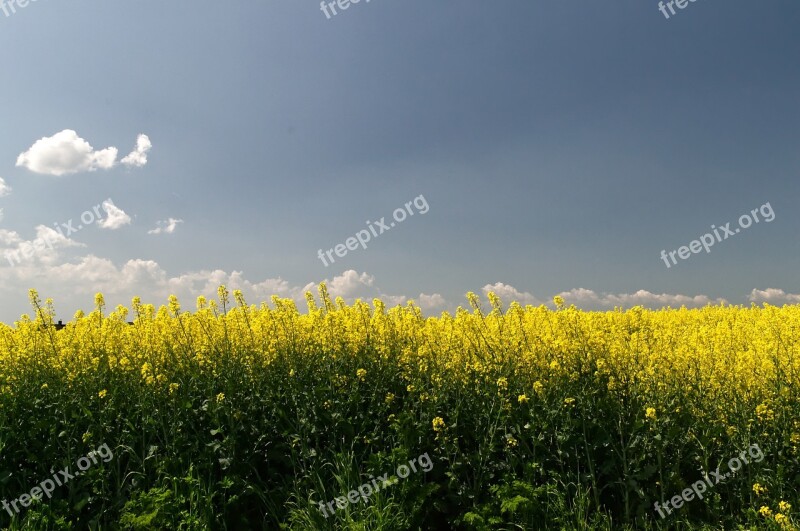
[[779, 501, 791, 512], [756, 403, 775, 422], [759, 506, 773, 518], [518, 394, 529, 404], [98, 389, 108, 399], [168, 295, 181, 316], [753, 483, 767, 496], [432, 417, 446, 432], [356, 368, 367, 381], [645, 407, 656, 421]]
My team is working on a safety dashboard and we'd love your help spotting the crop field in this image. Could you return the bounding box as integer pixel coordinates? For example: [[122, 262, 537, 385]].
[[0, 287, 798, 530]]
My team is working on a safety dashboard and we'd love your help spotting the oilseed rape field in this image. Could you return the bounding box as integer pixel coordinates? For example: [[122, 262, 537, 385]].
[[0, 287, 798, 530]]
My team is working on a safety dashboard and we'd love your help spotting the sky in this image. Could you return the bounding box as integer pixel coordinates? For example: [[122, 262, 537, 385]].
[[0, 0, 798, 324]]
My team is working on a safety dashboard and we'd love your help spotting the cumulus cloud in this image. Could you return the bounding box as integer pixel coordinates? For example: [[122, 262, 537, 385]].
[[481, 283, 727, 310], [748, 288, 800, 305], [16, 130, 151, 176], [0, 225, 85, 268], [97, 201, 132, 230], [0, 177, 11, 197], [482, 282, 546, 307], [148, 218, 183, 235], [121, 134, 152, 168], [554, 288, 727, 310], [16, 130, 118, 176], [0, 230, 789, 324], [417, 293, 449, 313], [0, 259, 452, 323]]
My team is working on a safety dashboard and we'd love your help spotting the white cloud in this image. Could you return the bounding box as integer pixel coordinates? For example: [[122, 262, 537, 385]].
[[0, 230, 788, 323], [417, 293, 448, 312], [16, 130, 118, 176], [748, 288, 800, 305], [0, 229, 22, 247], [554, 287, 727, 310], [0, 177, 11, 197], [482, 282, 546, 307], [16, 130, 152, 176], [121, 134, 152, 168], [148, 218, 183, 235], [0, 225, 85, 268], [482, 282, 727, 310], [97, 201, 131, 230], [0, 259, 453, 322]]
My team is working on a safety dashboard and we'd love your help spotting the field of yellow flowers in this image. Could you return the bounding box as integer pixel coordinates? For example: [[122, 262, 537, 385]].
[[0, 286, 798, 529]]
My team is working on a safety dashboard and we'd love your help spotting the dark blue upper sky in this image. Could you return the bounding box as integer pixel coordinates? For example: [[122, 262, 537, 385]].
[[0, 0, 798, 322]]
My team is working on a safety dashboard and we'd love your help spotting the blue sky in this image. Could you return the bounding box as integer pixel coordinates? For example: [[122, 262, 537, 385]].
[[0, 0, 798, 323]]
